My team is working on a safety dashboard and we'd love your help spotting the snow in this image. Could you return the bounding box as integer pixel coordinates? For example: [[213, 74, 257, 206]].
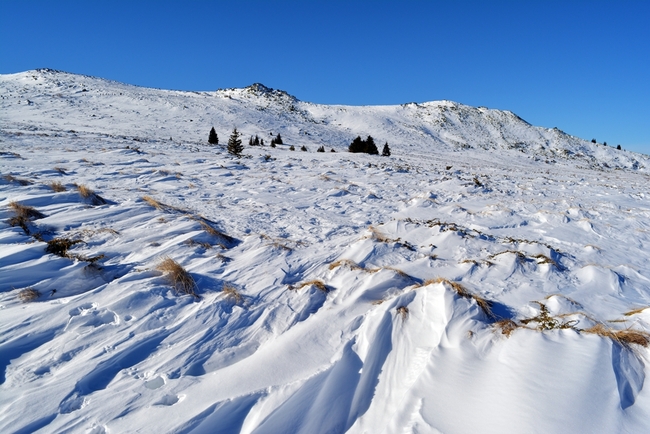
[[1, 69, 650, 433]]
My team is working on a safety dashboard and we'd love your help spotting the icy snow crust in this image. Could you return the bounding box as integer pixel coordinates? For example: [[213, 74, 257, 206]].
[[1, 69, 650, 433]]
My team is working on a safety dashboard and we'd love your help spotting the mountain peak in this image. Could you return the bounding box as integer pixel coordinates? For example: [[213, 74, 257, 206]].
[[244, 83, 298, 102]]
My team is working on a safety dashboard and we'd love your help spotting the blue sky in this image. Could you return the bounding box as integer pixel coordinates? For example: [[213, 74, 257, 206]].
[[1, 1, 649, 154]]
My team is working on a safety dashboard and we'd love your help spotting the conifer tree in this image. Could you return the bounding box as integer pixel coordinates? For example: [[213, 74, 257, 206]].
[[365, 135, 379, 155], [227, 128, 243, 157], [275, 133, 283, 145], [382, 142, 391, 156], [249, 136, 254, 146], [253, 135, 260, 146], [349, 136, 364, 153], [208, 127, 219, 145]]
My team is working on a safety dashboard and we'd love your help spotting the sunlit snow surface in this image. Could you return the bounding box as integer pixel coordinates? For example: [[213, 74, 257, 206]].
[[2, 70, 650, 433]]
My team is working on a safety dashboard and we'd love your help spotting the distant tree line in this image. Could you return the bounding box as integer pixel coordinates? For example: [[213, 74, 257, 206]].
[[208, 127, 392, 157]]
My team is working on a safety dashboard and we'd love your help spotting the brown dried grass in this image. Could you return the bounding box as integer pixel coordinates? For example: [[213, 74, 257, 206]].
[[293, 279, 329, 293], [328, 259, 364, 271], [423, 277, 494, 317], [396, 305, 409, 320], [17, 287, 40, 303], [222, 283, 243, 304], [46, 238, 83, 257], [9, 201, 46, 219], [156, 257, 198, 298], [76, 184, 106, 205], [583, 324, 650, 348], [623, 307, 649, 317], [4, 174, 32, 185], [47, 181, 67, 192], [494, 319, 519, 337], [142, 195, 183, 213]]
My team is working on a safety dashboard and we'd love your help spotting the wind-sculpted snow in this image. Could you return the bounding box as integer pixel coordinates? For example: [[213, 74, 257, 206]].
[[1, 70, 650, 433]]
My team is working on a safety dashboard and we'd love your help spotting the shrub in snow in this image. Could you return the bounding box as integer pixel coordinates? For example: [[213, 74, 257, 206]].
[[382, 142, 391, 156], [157, 257, 198, 298], [17, 288, 40, 303], [208, 127, 219, 145]]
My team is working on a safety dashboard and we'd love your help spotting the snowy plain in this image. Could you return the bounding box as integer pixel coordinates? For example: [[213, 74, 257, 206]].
[[2, 69, 650, 433]]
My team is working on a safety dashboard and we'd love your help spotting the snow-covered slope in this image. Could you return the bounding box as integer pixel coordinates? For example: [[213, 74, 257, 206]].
[[2, 70, 650, 433], [1, 68, 647, 171]]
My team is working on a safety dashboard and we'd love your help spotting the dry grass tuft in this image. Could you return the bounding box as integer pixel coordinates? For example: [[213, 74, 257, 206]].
[[184, 239, 213, 249], [17, 287, 40, 303], [293, 279, 329, 293], [76, 184, 107, 205], [531, 253, 558, 267], [329, 259, 364, 271], [197, 219, 236, 245], [142, 195, 184, 213], [8, 201, 46, 234], [47, 181, 67, 192], [583, 324, 650, 348], [368, 225, 399, 243], [489, 250, 527, 263], [54, 167, 67, 175], [260, 234, 306, 251], [9, 201, 46, 219], [383, 266, 416, 280], [46, 238, 83, 257], [520, 302, 577, 331], [623, 307, 649, 317], [4, 174, 33, 185], [396, 305, 409, 320], [494, 319, 519, 337], [157, 257, 198, 298], [424, 277, 494, 317], [222, 283, 243, 304]]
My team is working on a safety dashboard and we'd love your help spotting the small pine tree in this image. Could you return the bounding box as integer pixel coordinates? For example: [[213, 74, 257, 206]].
[[331, 148, 336, 152], [617, 144, 622, 150], [349, 136, 364, 153], [227, 128, 243, 157], [289, 145, 295, 151], [249, 136, 254, 146], [317, 146, 325, 152], [260, 138, 265, 146], [254, 135, 260, 146], [275, 133, 283, 145], [208, 127, 219, 145], [603, 141, 607, 146], [365, 135, 379, 155], [382, 142, 391, 156], [591, 139, 597, 144], [270, 139, 276, 148], [300, 145, 307, 152]]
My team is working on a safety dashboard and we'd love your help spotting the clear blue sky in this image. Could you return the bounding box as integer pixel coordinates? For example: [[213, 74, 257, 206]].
[[2, 1, 649, 154]]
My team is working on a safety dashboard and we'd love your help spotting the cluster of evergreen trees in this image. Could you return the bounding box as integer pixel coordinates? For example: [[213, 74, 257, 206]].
[[349, 135, 390, 156], [209, 127, 392, 158], [248, 135, 264, 146], [270, 133, 283, 147]]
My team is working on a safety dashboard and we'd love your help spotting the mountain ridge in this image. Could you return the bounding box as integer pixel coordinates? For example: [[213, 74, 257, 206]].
[[1, 69, 647, 172]]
